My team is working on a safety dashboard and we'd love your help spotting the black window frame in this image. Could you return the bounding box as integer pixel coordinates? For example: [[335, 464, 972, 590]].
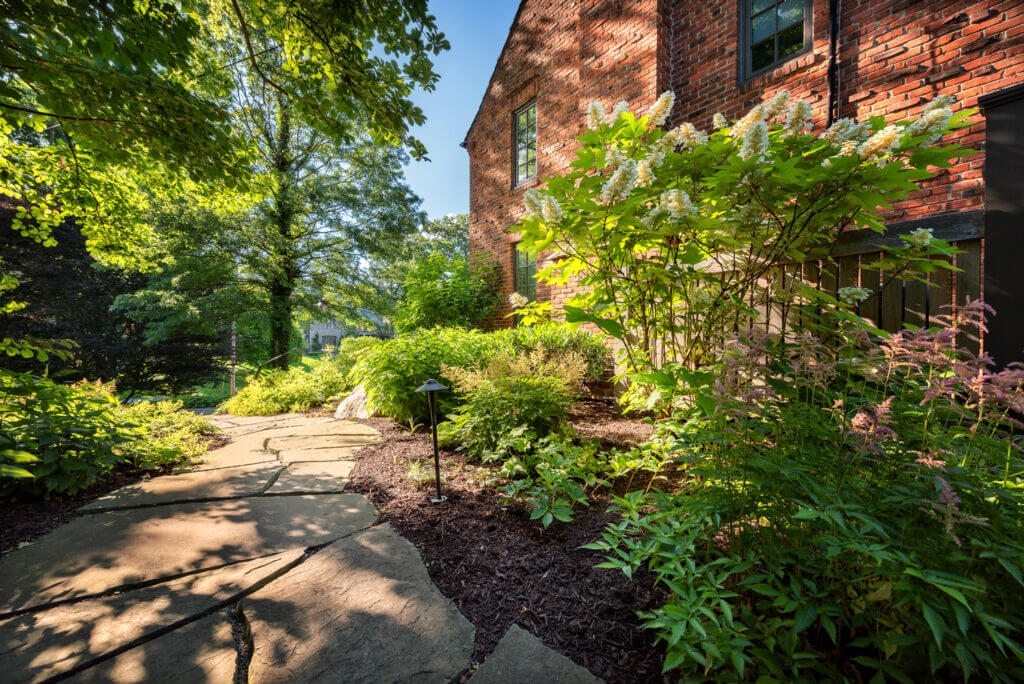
[[512, 99, 538, 187], [513, 244, 537, 303], [739, 0, 812, 82]]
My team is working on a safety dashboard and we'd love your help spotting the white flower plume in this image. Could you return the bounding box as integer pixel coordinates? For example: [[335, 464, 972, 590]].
[[647, 91, 676, 127]]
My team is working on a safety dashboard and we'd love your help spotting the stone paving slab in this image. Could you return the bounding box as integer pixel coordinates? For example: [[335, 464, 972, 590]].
[[266, 461, 354, 494], [176, 441, 279, 472], [266, 434, 380, 452], [82, 462, 283, 511], [0, 494, 376, 614], [276, 446, 362, 464], [469, 625, 602, 684], [74, 612, 238, 683], [0, 550, 301, 682], [247, 524, 475, 683], [288, 420, 381, 438]]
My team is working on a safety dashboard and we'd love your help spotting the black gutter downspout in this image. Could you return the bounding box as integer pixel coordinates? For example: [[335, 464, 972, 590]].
[[826, 0, 841, 127]]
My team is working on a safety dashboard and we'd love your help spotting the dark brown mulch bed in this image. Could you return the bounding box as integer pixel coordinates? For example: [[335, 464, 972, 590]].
[[346, 402, 668, 684], [0, 434, 229, 555]]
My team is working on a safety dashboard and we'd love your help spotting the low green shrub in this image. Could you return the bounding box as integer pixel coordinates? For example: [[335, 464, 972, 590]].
[[221, 338, 379, 415], [502, 432, 608, 527], [352, 324, 607, 423], [444, 347, 583, 461], [351, 327, 494, 422], [492, 323, 609, 381], [0, 373, 218, 496], [119, 400, 219, 468]]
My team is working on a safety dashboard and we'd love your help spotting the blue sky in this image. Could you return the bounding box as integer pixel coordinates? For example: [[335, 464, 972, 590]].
[[403, 0, 520, 220]]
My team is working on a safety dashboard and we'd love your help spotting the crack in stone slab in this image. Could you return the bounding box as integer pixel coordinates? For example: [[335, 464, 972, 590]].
[[37, 531, 369, 682], [77, 487, 356, 515], [224, 602, 253, 684], [0, 519, 376, 622], [0, 553, 282, 621]]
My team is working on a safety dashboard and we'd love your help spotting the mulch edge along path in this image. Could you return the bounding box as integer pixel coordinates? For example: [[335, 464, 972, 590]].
[[346, 403, 671, 684]]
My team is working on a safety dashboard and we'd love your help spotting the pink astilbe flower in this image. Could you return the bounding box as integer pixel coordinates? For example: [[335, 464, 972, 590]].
[[849, 396, 897, 454], [712, 329, 776, 416], [910, 449, 950, 469], [925, 476, 988, 546], [788, 332, 837, 387]]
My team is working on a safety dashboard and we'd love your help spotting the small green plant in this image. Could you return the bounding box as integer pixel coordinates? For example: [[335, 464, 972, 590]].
[[502, 433, 608, 527], [404, 459, 439, 490]]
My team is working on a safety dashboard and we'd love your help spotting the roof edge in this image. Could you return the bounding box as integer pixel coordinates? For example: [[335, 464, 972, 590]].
[[461, 0, 530, 148]]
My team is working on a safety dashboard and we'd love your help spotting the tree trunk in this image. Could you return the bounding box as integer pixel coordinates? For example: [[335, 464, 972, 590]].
[[267, 94, 297, 371], [268, 281, 294, 370]]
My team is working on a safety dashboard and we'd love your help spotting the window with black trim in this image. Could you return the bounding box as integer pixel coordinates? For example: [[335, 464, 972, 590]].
[[513, 100, 537, 185], [513, 245, 537, 302], [742, 0, 810, 79]]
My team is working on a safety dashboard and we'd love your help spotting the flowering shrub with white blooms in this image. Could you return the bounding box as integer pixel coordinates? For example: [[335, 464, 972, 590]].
[[509, 90, 1024, 683], [514, 88, 971, 375]]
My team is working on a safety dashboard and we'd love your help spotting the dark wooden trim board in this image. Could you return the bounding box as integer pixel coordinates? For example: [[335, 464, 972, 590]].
[[830, 211, 984, 258]]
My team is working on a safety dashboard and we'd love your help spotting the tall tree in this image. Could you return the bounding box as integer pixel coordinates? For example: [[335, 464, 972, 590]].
[[0, 0, 447, 259]]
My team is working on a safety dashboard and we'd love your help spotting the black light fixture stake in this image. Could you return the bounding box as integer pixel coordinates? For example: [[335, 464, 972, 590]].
[[415, 379, 447, 503]]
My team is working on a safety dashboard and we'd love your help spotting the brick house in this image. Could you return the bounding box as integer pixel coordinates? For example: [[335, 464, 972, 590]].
[[463, 0, 1024, 364]]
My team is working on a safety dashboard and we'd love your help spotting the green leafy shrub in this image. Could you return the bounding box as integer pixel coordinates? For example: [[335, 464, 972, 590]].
[[0, 374, 218, 496], [119, 400, 220, 468], [351, 327, 494, 422], [392, 253, 501, 332], [352, 324, 607, 423], [221, 337, 379, 415], [587, 304, 1024, 681], [445, 347, 584, 461], [492, 323, 608, 381]]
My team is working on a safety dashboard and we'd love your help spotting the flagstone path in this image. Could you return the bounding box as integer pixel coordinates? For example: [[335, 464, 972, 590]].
[[0, 413, 602, 683]]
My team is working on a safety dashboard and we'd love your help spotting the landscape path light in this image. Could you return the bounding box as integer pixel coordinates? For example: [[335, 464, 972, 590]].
[[415, 378, 447, 503]]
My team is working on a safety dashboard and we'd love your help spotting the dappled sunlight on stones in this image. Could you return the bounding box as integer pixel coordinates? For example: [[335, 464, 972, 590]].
[[0, 494, 376, 614], [267, 461, 354, 494], [247, 524, 475, 683], [74, 613, 238, 683], [81, 462, 284, 511], [0, 550, 301, 682]]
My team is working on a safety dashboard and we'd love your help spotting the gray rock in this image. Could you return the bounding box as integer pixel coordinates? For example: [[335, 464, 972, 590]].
[[470, 625, 602, 684], [334, 383, 378, 420], [267, 461, 355, 494], [82, 462, 283, 510], [0, 494, 376, 614], [0, 550, 301, 682], [247, 524, 475, 683]]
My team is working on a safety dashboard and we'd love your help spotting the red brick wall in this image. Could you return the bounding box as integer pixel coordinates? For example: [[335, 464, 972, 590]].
[[666, 0, 1024, 223], [467, 0, 1024, 324], [465, 0, 662, 328]]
